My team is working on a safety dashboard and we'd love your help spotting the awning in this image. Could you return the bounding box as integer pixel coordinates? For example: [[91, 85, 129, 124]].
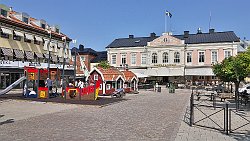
[[1, 48, 13, 56], [134, 72, 148, 78], [185, 67, 214, 76], [44, 54, 50, 59], [13, 49, 24, 59], [14, 30, 24, 37], [25, 51, 34, 60], [35, 52, 44, 58], [43, 39, 49, 50], [58, 42, 64, 47], [25, 33, 33, 40], [35, 36, 43, 42], [1, 27, 12, 34], [51, 55, 58, 62]]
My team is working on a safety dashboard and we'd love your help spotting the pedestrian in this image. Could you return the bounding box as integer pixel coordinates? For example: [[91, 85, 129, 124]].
[[75, 80, 78, 88], [46, 78, 53, 95], [78, 80, 82, 88]]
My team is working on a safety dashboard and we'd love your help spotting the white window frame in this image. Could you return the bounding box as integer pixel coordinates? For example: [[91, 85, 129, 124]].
[[199, 76, 205, 80], [152, 53, 158, 64], [224, 50, 232, 59], [111, 54, 116, 65], [174, 52, 180, 63], [198, 51, 205, 63], [94, 74, 98, 81], [162, 52, 168, 63], [80, 56, 85, 61], [107, 84, 111, 90], [99, 84, 102, 90], [131, 53, 136, 65], [121, 54, 126, 64], [211, 50, 218, 64], [186, 52, 192, 63], [141, 53, 147, 65]]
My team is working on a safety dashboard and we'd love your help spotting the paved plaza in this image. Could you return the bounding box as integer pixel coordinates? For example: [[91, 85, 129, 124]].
[[0, 87, 249, 141]]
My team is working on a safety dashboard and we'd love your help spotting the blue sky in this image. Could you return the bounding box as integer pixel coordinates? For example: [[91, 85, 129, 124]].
[[1, 0, 249, 51]]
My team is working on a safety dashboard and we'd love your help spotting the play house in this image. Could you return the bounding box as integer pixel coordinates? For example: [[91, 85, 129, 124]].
[[121, 70, 138, 93], [87, 67, 125, 95]]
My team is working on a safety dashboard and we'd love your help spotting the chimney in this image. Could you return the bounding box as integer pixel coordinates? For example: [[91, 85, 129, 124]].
[[197, 28, 202, 34], [129, 35, 134, 39], [184, 31, 189, 38], [209, 29, 215, 33], [150, 32, 156, 38], [9, 7, 13, 11], [79, 44, 84, 51]]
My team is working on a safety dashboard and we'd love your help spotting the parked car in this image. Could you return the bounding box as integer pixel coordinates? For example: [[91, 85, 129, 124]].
[[111, 88, 125, 98], [238, 83, 250, 94]]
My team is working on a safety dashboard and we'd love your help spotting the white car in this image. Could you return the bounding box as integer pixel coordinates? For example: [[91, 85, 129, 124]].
[[238, 84, 250, 94]]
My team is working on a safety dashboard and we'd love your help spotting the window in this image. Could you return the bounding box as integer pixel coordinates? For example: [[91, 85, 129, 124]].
[[211, 76, 217, 80], [107, 84, 111, 90], [80, 56, 85, 61], [13, 34, 21, 41], [34, 40, 40, 45], [23, 17, 29, 24], [211, 51, 218, 64], [111, 54, 116, 64], [121, 54, 126, 64], [56, 28, 60, 33], [199, 76, 205, 80], [1, 32, 9, 39], [198, 51, 205, 63], [224, 50, 232, 59], [174, 52, 180, 63], [141, 53, 147, 64], [152, 53, 157, 64], [94, 74, 98, 80], [100, 84, 102, 90], [162, 52, 168, 63], [41, 24, 46, 29], [186, 52, 192, 63], [1, 9, 7, 17], [131, 53, 136, 65], [72, 56, 75, 62]]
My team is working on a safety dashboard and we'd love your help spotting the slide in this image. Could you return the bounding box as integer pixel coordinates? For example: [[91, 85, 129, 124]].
[[0, 76, 26, 95]]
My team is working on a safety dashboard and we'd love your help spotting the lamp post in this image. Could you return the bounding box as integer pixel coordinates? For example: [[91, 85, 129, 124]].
[[62, 36, 67, 99], [183, 44, 187, 84], [72, 40, 77, 85]]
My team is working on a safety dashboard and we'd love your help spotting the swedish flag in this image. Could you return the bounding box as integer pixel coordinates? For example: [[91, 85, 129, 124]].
[[166, 10, 172, 18]]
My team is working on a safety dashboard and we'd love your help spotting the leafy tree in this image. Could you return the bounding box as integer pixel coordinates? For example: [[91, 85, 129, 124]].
[[213, 50, 250, 107], [97, 61, 110, 69]]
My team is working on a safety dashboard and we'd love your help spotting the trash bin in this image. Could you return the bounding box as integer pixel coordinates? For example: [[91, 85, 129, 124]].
[[157, 87, 161, 92]]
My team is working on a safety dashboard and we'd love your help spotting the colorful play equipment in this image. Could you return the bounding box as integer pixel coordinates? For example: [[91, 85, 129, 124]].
[[65, 80, 101, 100]]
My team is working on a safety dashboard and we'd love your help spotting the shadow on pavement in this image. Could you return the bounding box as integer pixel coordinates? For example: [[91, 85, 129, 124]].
[[0, 115, 14, 126], [0, 93, 130, 107]]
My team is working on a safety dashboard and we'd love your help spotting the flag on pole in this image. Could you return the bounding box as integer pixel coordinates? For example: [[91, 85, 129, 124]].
[[166, 10, 172, 18]]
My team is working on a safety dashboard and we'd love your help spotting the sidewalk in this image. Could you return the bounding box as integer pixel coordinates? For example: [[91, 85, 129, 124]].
[[175, 90, 250, 141]]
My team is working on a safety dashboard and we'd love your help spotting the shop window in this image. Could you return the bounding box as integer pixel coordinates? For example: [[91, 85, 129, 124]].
[[162, 52, 168, 63]]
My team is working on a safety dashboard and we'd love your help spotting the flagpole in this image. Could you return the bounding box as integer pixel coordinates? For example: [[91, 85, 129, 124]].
[[165, 10, 167, 33], [209, 11, 212, 29]]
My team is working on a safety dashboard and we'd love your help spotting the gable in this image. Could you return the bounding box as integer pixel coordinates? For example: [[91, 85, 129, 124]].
[[148, 34, 184, 47]]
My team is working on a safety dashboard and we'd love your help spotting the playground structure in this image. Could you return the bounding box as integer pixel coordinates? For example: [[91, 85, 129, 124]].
[[0, 66, 100, 101]]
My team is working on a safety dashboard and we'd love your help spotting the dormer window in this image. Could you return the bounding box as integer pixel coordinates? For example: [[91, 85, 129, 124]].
[[23, 17, 29, 24], [55, 28, 59, 33], [1, 9, 7, 17], [41, 23, 46, 29]]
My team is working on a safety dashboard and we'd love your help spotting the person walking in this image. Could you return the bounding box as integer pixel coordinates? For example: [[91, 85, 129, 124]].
[[46, 78, 53, 96]]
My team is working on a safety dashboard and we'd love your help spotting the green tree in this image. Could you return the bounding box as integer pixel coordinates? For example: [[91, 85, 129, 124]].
[[213, 51, 250, 107], [97, 61, 110, 69]]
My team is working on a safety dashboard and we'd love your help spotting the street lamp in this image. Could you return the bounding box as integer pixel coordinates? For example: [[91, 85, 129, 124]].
[[72, 39, 77, 85]]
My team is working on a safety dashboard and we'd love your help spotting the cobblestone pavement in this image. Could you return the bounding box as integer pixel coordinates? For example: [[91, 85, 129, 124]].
[[0, 87, 190, 141], [175, 90, 250, 141]]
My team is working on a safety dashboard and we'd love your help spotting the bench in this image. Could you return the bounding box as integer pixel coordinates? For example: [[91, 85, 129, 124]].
[[219, 93, 234, 101]]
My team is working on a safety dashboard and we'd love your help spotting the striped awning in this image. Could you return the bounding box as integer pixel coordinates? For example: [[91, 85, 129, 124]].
[[44, 54, 50, 59], [25, 51, 34, 60], [51, 55, 58, 62], [1, 48, 13, 56], [35, 36, 43, 42], [14, 49, 24, 59], [35, 52, 44, 58]]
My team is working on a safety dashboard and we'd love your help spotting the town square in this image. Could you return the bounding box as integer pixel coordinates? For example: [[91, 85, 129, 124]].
[[0, 0, 249, 140]]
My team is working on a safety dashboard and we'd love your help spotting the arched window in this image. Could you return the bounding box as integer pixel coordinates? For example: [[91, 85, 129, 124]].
[[174, 52, 180, 63], [162, 52, 168, 63], [152, 53, 157, 64]]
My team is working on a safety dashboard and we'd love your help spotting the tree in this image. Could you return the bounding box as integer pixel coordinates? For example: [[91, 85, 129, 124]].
[[97, 61, 110, 69], [213, 50, 250, 108]]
